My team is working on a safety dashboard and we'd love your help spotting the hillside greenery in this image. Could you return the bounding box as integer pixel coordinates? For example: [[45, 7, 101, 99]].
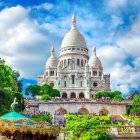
[[64, 114, 113, 140]]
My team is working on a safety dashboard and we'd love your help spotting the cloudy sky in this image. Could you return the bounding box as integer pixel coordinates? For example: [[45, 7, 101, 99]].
[[0, 0, 140, 97]]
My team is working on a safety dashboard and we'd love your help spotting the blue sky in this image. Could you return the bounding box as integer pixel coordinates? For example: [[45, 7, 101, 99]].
[[0, 0, 140, 97]]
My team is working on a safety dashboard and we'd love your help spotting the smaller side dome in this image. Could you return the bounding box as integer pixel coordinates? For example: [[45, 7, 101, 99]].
[[88, 46, 102, 68], [46, 46, 58, 68]]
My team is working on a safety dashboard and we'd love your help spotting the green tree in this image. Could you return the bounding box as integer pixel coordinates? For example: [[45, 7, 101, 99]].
[[131, 95, 140, 117], [26, 84, 60, 98], [94, 91, 123, 101], [0, 58, 24, 115], [41, 94, 51, 100], [25, 85, 41, 96]]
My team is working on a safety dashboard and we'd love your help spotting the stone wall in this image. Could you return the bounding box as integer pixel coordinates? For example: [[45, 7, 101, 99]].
[[38, 101, 127, 115]]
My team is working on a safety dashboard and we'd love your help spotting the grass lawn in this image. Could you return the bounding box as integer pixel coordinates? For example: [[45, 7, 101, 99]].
[[124, 115, 140, 125], [30, 116, 44, 122]]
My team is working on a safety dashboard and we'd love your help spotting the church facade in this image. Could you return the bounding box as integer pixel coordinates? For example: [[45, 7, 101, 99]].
[[38, 15, 110, 99]]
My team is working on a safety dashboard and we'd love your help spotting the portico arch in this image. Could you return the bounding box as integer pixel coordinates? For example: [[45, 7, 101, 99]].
[[99, 107, 109, 115], [70, 92, 76, 98], [78, 108, 89, 114], [56, 107, 67, 115], [62, 93, 67, 98], [79, 92, 84, 99]]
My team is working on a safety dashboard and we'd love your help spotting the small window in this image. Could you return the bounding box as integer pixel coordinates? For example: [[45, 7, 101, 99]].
[[72, 48, 75, 50], [68, 48, 71, 50], [64, 81, 66, 87], [64, 59, 66, 67], [77, 48, 80, 50], [64, 49, 67, 51], [68, 59, 71, 65], [72, 75, 75, 84], [81, 60, 83, 67], [93, 82, 98, 87], [99, 71, 102, 76], [81, 49, 83, 51], [77, 59, 80, 65], [50, 71, 54, 76], [81, 81, 82, 87], [93, 71, 97, 76]]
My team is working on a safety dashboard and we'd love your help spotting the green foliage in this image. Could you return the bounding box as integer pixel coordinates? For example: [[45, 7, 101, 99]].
[[94, 91, 123, 101], [41, 94, 51, 100], [65, 115, 112, 140], [25, 85, 41, 96], [31, 114, 52, 123], [0, 58, 24, 115], [131, 95, 140, 116], [129, 91, 139, 99], [26, 84, 60, 99]]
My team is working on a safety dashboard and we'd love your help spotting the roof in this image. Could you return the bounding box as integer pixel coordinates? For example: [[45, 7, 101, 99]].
[[0, 111, 32, 121]]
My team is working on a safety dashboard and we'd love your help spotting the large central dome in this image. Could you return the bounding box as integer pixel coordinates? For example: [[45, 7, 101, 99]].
[[61, 15, 87, 49]]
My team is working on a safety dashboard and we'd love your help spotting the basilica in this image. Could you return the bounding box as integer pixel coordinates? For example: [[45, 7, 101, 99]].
[[38, 15, 110, 99]]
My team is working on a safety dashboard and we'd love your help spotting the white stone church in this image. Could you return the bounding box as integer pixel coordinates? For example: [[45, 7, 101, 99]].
[[38, 15, 110, 99]]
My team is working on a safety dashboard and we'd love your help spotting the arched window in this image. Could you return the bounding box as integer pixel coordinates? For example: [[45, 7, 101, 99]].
[[68, 59, 70, 65], [99, 71, 102, 76], [93, 71, 97, 76], [50, 71, 54, 76], [70, 92, 76, 98], [77, 59, 80, 65], [64, 59, 66, 67], [79, 93, 84, 98], [72, 75, 75, 84], [81, 81, 82, 87], [62, 93, 67, 98], [81, 60, 83, 67], [57, 107, 67, 115], [64, 81, 66, 87], [84, 60, 86, 66], [61, 61, 63, 67], [78, 108, 89, 114]]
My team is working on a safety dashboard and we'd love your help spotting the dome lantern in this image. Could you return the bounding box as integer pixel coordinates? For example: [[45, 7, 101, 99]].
[[71, 14, 76, 30], [46, 45, 58, 68], [88, 45, 102, 69]]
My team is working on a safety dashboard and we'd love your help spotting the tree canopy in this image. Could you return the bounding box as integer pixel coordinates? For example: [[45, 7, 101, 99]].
[[94, 91, 123, 101], [0, 58, 24, 115], [25, 84, 60, 100], [131, 95, 140, 117]]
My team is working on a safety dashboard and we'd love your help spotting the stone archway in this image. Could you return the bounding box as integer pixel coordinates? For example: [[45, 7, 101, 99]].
[[62, 93, 67, 98], [99, 107, 109, 115], [70, 92, 76, 98], [78, 108, 89, 114], [79, 92, 85, 99], [56, 107, 67, 115]]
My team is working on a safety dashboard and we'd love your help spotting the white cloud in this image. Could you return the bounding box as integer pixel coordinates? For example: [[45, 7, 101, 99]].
[[96, 13, 140, 96], [107, 0, 127, 9], [33, 3, 53, 10], [0, 5, 54, 79]]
